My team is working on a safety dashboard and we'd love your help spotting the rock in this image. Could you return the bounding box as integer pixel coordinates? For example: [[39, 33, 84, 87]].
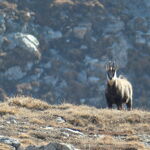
[[73, 23, 92, 39], [111, 33, 130, 68], [43, 76, 58, 86], [19, 35, 39, 57], [0, 14, 6, 34], [73, 26, 88, 39], [60, 128, 85, 136], [16, 82, 32, 95], [88, 76, 100, 84], [44, 126, 54, 130], [42, 62, 52, 69], [135, 31, 146, 46], [134, 17, 148, 31], [66, 48, 84, 62], [104, 16, 125, 34], [7, 33, 39, 51], [147, 41, 150, 49], [80, 45, 88, 50], [53, 80, 68, 104], [4, 32, 41, 60], [25, 142, 78, 150], [84, 56, 102, 73], [25, 62, 33, 72], [4, 66, 26, 80], [138, 134, 150, 147], [6, 116, 17, 124], [5, 18, 21, 33], [77, 71, 88, 83], [56, 117, 65, 123], [145, 31, 150, 49], [48, 30, 62, 40], [24, 74, 41, 83], [65, 80, 88, 102], [43, 27, 62, 42], [127, 17, 148, 32], [144, 0, 150, 7], [0, 135, 20, 149], [84, 56, 99, 66], [63, 71, 78, 82]]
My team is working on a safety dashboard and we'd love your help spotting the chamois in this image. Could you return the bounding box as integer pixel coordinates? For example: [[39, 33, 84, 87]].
[[105, 61, 133, 110]]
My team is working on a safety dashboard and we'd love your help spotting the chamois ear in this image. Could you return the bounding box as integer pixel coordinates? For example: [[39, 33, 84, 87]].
[[105, 61, 111, 71], [105, 63, 108, 71], [112, 61, 119, 71]]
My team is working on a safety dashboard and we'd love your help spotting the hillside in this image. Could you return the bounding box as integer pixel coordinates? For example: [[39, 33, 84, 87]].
[[0, 0, 150, 109], [0, 97, 149, 150]]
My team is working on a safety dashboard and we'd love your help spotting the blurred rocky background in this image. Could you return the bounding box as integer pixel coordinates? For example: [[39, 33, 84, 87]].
[[0, 0, 149, 109]]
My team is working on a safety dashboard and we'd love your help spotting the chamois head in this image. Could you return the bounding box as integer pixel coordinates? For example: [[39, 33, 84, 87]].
[[106, 61, 118, 80]]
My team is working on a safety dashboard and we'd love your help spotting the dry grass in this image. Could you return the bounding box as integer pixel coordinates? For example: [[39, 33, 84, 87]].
[[0, 96, 149, 149], [29, 131, 48, 140], [79, 136, 146, 150], [0, 103, 17, 115], [0, 143, 13, 150], [9, 96, 50, 110], [18, 133, 30, 139], [29, 118, 45, 125], [20, 139, 36, 146]]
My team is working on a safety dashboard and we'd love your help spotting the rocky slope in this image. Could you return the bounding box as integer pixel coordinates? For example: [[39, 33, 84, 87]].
[[0, 0, 150, 109], [0, 96, 149, 150]]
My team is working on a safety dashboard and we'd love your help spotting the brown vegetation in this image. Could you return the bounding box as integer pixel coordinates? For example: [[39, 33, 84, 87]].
[[0, 96, 149, 149], [9, 96, 50, 110]]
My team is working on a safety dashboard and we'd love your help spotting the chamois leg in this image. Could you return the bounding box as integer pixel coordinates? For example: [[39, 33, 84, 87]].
[[116, 98, 123, 110], [126, 99, 132, 111], [117, 103, 123, 110], [107, 102, 113, 109]]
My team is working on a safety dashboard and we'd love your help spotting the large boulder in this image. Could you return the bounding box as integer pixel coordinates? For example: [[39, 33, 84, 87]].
[[1, 32, 41, 60]]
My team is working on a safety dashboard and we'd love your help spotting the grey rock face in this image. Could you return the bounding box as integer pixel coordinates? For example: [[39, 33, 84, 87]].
[[111, 34, 130, 68], [144, 0, 150, 7], [73, 23, 92, 39], [0, 0, 149, 109], [135, 31, 146, 46], [0, 135, 20, 149], [0, 14, 6, 34], [73, 26, 88, 39], [104, 16, 125, 34], [88, 76, 100, 84], [0, 33, 41, 60], [43, 27, 62, 42], [4, 66, 26, 80]]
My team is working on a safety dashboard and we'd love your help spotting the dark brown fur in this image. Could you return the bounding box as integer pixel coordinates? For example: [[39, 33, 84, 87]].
[[105, 62, 133, 110]]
